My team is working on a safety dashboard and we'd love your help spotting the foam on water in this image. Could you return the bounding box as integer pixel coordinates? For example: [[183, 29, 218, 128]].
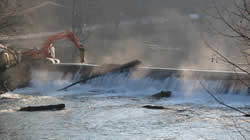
[[13, 71, 250, 107]]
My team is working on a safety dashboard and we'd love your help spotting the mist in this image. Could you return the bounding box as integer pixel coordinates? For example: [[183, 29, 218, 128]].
[[1, 0, 240, 70], [1, 1, 250, 140]]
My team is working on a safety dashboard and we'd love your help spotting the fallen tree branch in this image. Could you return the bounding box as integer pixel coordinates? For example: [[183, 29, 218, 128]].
[[231, 117, 247, 140], [199, 80, 250, 117], [57, 60, 141, 91]]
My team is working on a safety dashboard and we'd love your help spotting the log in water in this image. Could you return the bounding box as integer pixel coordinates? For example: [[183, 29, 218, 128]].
[[19, 104, 65, 112]]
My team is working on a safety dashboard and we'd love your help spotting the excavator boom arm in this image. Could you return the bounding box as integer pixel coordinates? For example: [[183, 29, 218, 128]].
[[23, 30, 81, 59], [42, 30, 81, 57]]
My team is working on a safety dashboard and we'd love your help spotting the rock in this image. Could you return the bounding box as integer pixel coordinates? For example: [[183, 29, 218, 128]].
[[0, 90, 6, 95], [0, 61, 31, 92], [152, 91, 172, 98], [143, 105, 165, 110], [245, 114, 250, 117], [19, 104, 65, 112]]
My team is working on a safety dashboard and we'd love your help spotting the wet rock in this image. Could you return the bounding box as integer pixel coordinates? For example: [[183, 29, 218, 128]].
[[19, 104, 65, 112], [0, 97, 12, 100], [152, 91, 172, 98], [0, 62, 31, 92], [244, 114, 250, 117], [0, 90, 6, 95], [143, 105, 165, 110]]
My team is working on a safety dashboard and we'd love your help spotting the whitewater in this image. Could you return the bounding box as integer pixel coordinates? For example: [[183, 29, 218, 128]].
[[1, 70, 250, 140]]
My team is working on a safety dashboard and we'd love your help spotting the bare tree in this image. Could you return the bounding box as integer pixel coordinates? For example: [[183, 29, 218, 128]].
[[207, 0, 250, 67], [201, 0, 250, 88], [201, 0, 250, 117], [0, 0, 21, 35]]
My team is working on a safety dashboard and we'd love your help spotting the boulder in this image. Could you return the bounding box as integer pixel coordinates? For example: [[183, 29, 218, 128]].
[[143, 105, 165, 110], [152, 91, 172, 98]]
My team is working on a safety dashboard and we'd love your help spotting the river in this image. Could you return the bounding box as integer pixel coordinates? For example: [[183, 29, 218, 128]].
[[1, 72, 250, 140]]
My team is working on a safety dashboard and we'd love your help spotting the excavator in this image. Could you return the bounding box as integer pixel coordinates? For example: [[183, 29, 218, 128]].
[[0, 30, 85, 93], [22, 30, 85, 64], [0, 30, 85, 71]]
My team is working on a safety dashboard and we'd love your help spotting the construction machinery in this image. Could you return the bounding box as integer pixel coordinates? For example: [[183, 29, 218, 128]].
[[22, 30, 84, 64], [0, 30, 85, 93], [0, 30, 85, 72]]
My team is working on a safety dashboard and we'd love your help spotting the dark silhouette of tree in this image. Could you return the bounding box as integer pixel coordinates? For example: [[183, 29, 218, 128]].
[[207, 0, 250, 67]]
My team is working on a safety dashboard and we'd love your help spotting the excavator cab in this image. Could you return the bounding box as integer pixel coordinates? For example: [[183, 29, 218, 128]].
[[45, 43, 60, 64]]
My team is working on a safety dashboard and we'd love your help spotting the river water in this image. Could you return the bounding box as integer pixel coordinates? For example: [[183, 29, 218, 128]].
[[1, 72, 250, 140]]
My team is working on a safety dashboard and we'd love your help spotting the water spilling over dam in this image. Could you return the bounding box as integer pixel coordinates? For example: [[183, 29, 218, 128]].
[[13, 65, 250, 106], [1, 68, 250, 139], [1, 0, 250, 139]]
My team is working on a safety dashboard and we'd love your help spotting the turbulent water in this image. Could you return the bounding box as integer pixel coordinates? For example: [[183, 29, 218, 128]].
[[1, 71, 250, 140]]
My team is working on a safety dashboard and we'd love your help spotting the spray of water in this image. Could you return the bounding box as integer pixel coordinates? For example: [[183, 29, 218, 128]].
[[13, 70, 250, 107]]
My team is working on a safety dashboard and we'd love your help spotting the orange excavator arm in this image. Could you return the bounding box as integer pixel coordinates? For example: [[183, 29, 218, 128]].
[[42, 30, 81, 57], [23, 30, 82, 59]]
